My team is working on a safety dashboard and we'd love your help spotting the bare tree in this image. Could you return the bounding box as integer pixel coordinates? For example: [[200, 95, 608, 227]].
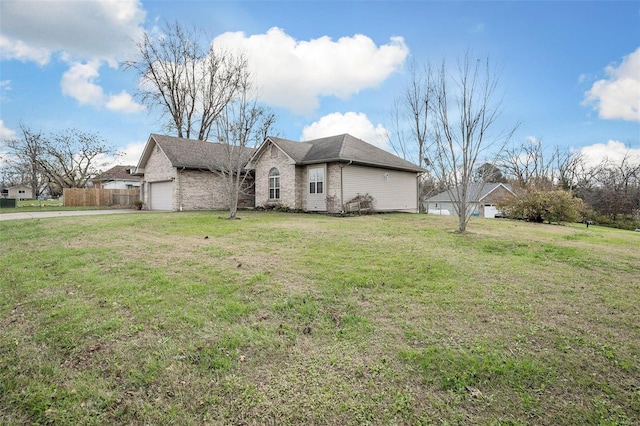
[[579, 151, 640, 220], [209, 71, 276, 219], [498, 138, 558, 190], [2, 127, 112, 197], [389, 59, 432, 168], [388, 59, 435, 211], [429, 53, 518, 232], [2, 125, 47, 197], [474, 162, 507, 183], [37, 129, 113, 195], [125, 21, 246, 140]]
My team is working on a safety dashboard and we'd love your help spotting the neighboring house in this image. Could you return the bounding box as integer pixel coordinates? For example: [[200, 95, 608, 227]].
[[424, 182, 515, 218], [134, 134, 255, 211], [8, 184, 33, 200], [247, 134, 425, 213], [91, 165, 142, 189], [0, 187, 8, 199]]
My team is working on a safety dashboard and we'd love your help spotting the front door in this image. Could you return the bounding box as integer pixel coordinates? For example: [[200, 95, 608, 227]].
[[307, 166, 326, 211]]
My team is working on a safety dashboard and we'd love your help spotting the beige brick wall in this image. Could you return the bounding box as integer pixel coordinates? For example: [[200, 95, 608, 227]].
[[254, 142, 299, 209], [177, 170, 255, 211], [143, 142, 255, 211], [484, 186, 514, 205], [327, 163, 342, 213], [178, 169, 220, 210]]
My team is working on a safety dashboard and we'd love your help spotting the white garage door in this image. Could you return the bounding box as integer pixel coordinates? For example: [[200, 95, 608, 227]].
[[150, 181, 173, 211], [484, 205, 498, 218]]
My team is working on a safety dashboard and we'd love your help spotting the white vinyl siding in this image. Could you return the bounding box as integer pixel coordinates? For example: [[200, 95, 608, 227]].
[[150, 181, 173, 210], [342, 165, 418, 212]]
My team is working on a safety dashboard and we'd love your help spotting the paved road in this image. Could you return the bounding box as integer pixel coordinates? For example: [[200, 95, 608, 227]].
[[0, 209, 145, 221]]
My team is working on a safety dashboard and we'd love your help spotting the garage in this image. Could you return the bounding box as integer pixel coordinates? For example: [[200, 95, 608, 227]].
[[483, 205, 499, 218], [150, 181, 173, 210]]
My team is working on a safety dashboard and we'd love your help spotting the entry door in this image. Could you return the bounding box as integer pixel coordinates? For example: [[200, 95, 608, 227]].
[[307, 166, 326, 211]]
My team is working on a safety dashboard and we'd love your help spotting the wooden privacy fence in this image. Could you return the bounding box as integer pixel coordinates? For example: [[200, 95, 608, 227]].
[[63, 188, 141, 207]]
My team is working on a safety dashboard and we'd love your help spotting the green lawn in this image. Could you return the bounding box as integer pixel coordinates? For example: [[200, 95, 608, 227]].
[[1, 212, 638, 425]]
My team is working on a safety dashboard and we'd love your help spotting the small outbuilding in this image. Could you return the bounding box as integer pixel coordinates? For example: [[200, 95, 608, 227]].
[[424, 182, 515, 218], [7, 184, 33, 200]]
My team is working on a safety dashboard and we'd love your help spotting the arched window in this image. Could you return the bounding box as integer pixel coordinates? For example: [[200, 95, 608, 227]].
[[269, 168, 280, 199]]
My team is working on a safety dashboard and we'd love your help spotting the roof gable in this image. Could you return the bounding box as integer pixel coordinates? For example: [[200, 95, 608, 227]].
[[247, 137, 301, 167], [250, 134, 424, 173]]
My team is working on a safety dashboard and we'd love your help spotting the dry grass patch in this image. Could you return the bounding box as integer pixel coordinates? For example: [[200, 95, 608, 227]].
[[1, 211, 639, 425]]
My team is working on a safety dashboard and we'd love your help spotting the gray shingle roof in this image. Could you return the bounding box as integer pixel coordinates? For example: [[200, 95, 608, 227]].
[[425, 182, 514, 202], [150, 134, 256, 169], [266, 134, 424, 173], [92, 165, 140, 182]]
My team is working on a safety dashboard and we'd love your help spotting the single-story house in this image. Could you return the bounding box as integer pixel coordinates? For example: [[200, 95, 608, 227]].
[[424, 182, 515, 218], [8, 184, 33, 200], [91, 165, 142, 189], [134, 134, 255, 211], [247, 134, 425, 213]]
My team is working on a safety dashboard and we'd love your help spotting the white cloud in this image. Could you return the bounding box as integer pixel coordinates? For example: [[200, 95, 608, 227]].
[[91, 140, 147, 173], [579, 140, 640, 167], [60, 61, 106, 106], [0, 35, 51, 65], [583, 47, 640, 122], [106, 91, 146, 113], [212, 27, 409, 114], [0, 0, 145, 64], [1, 1, 146, 115], [61, 61, 144, 112], [116, 141, 147, 166], [301, 112, 391, 150], [0, 120, 16, 140]]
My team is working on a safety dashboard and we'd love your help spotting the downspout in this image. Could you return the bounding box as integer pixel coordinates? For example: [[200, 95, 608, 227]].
[[339, 160, 353, 213], [417, 173, 421, 213]]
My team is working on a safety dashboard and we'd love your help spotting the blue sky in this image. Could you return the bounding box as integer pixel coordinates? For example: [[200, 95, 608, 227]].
[[1, 0, 639, 169]]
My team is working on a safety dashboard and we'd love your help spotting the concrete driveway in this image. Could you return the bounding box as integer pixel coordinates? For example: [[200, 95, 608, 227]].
[[0, 209, 145, 221]]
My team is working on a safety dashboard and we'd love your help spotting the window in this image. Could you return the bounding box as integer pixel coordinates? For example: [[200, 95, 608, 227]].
[[309, 167, 324, 194], [18, 190, 25, 194], [269, 168, 280, 199]]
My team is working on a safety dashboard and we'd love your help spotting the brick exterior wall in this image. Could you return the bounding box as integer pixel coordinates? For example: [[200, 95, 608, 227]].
[[143, 142, 255, 211], [254, 142, 300, 209], [483, 185, 514, 205], [327, 163, 343, 213], [177, 170, 254, 211]]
